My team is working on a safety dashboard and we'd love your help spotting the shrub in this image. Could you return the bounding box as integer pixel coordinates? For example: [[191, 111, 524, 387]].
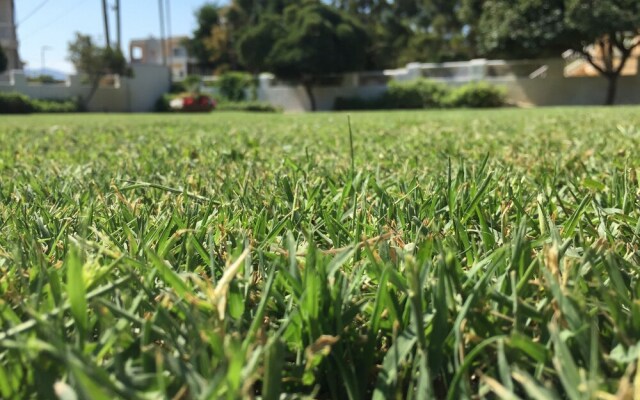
[[334, 80, 506, 110], [384, 79, 449, 109], [156, 93, 217, 112], [0, 92, 35, 113], [444, 82, 506, 108], [182, 75, 203, 93], [32, 98, 80, 113], [334, 79, 448, 110], [216, 101, 281, 113], [217, 72, 254, 102], [334, 96, 387, 111], [0, 93, 80, 113], [169, 81, 186, 94], [155, 93, 175, 112]]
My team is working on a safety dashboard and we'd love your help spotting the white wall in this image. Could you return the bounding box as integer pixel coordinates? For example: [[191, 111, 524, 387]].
[[492, 75, 640, 107], [0, 64, 170, 112], [256, 58, 640, 111], [257, 73, 389, 112]]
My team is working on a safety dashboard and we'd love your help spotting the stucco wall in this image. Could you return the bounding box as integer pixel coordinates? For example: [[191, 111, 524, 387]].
[[492, 75, 640, 106], [0, 64, 170, 112], [256, 58, 640, 112], [127, 64, 171, 112], [256, 73, 389, 112]]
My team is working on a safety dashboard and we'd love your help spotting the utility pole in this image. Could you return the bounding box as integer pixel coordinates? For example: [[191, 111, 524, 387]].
[[114, 0, 122, 51], [158, 0, 167, 66], [101, 0, 111, 49], [41, 46, 51, 73], [165, 0, 172, 68]]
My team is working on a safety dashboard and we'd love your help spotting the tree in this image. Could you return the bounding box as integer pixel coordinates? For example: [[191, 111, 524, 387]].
[[477, 0, 640, 105], [236, 15, 284, 73], [68, 33, 129, 107], [237, 1, 369, 110], [417, 0, 470, 61], [331, 0, 409, 69], [477, 0, 569, 59], [186, 4, 222, 71], [0, 46, 7, 73], [187, 1, 302, 73], [202, 6, 243, 73], [331, 0, 482, 68], [458, 0, 488, 58], [564, 0, 640, 105]]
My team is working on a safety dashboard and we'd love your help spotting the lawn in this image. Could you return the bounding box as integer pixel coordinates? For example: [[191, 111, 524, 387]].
[[1, 108, 640, 399]]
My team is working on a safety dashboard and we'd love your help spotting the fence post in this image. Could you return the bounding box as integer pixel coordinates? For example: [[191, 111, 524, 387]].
[[10, 70, 27, 86], [406, 63, 423, 80], [469, 59, 487, 82]]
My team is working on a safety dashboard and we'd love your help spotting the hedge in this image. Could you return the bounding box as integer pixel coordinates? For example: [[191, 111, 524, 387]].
[[334, 79, 506, 110], [0, 92, 80, 114], [215, 101, 281, 113], [155, 94, 280, 113]]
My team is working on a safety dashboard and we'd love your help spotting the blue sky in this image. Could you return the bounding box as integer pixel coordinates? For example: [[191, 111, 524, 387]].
[[16, 0, 224, 73]]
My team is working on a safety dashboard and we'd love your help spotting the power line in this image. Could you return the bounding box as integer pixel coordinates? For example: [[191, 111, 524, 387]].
[[17, 0, 51, 26], [21, 0, 91, 40]]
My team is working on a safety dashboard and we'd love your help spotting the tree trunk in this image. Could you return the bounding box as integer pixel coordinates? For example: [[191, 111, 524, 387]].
[[302, 81, 316, 111], [84, 79, 100, 110], [604, 74, 618, 106]]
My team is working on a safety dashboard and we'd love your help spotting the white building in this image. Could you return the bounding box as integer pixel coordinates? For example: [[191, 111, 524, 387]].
[[129, 36, 193, 80], [0, 0, 21, 71]]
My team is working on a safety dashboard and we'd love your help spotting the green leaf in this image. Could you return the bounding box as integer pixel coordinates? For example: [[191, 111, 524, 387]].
[[326, 246, 355, 277], [145, 248, 190, 298], [512, 368, 560, 400], [549, 323, 582, 400], [263, 338, 284, 400], [69, 365, 112, 400], [497, 339, 514, 391], [66, 246, 88, 336], [562, 195, 590, 238], [582, 178, 605, 192], [373, 328, 417, 400], [509, 333, 549, 364]]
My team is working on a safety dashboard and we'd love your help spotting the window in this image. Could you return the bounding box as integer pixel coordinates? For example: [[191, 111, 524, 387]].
[[173, 47, 185, 57], [131, 46, 143, 61]]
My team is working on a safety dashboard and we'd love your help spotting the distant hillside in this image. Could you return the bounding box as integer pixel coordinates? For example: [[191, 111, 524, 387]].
[[24, 68, 68, 81]]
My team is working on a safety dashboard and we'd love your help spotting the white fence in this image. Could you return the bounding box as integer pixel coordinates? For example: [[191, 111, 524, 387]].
[[256, 58, 640, 112], [3, 58, 639, 113], [0, 64, 171, 112]]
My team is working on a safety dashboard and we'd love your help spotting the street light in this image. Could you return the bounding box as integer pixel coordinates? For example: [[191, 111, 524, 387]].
[[41, 46, 52, 73]]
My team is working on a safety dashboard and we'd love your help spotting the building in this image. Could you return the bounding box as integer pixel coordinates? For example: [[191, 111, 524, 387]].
[[129, 36, 194, 80], [1, 64, 171, 112], [564, 37, 640, 78], [0, 0, 21, 71]]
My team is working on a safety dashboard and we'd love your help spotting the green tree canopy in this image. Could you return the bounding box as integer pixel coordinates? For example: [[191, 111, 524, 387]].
[[190, 0, 486, 73], [0, 46, 7, 73], [478, 0, 568, 59], [236, 15, 284, 73], [237, 1, 369, 110], [478, 0, 640, 104], [330, 0, 478, 68], [187, 1, 301, 73], [186, 4, 222, 70]]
